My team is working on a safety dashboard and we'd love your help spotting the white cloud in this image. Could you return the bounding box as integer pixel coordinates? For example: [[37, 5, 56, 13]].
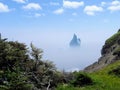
[[24, 13, 45, 18], [0, 2, 10, 12], [111, 0, 120, 5], [101, 2, 106, 6], [13, 0, 27, 3], [84, 5, 103, 16], [53, 8, 64, 14], [108, 0, 120, 12], [23, 3, 42, 10], [50, 2, 60, 6], [63, 0, 84, 9], [108, 5, 120, 11], [34, 13, 45, 17]]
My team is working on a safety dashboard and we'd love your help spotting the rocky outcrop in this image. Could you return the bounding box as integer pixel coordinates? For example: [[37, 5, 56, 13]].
[[70, 34, 81, 47], [84, 30, 120, 72]]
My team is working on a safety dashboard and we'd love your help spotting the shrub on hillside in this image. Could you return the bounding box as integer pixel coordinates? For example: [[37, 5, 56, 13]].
[[70, 72, 93, 87], [108, 66, 120, 77]]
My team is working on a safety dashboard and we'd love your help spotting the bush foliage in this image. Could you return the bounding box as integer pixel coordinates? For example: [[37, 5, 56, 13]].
[[0, 34, 64, 90], [71, 72, 93, 87]]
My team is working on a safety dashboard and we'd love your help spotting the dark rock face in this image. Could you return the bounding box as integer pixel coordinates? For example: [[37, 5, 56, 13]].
[[70, 34, 81, 47], [84, 30, 120, 72]]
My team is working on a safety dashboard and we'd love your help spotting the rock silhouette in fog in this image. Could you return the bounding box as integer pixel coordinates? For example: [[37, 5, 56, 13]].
[[69, 34, 81, 47]]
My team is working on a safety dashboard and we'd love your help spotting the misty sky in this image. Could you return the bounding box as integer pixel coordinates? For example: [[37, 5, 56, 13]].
[[0, 0, 120, 71]]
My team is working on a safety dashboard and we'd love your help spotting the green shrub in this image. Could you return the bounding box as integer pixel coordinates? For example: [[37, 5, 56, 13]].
[[0, 69, 32, 90], [71, 72, 93, 87], [108, 66, 120, 77]]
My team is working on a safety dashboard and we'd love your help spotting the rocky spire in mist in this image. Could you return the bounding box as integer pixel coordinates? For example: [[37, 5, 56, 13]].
[[69, 34, 81, 47]]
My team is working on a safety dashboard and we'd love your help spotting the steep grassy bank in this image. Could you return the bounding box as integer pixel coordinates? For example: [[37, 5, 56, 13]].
[[57, 61, 120, 90]]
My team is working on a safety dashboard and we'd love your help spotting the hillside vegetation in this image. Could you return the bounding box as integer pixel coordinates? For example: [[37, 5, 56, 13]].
[[57, 61, 120, 90], [84, 29, 120, 72], [57, 29, 120, 90], [0, 35, 65, 90], [105, 30, 120, 47], [1, 29, 120, 90]]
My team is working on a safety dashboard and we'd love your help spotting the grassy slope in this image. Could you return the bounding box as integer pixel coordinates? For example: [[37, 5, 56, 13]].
[[105, 31, 120, 47], [57, 61, 120, 90]]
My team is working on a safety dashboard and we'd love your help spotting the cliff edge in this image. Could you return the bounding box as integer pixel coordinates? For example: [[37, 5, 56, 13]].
[[84, 29, 120, 72]]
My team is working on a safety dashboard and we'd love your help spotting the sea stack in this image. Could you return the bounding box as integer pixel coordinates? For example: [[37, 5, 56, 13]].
[[69, 34, 81, 47]]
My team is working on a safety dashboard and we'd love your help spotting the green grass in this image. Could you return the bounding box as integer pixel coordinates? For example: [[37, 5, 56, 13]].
[[56, 61, 120, 90], [105, 31, 120, 47]]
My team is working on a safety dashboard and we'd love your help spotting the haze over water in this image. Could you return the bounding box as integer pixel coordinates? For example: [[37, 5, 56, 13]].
[[1, 30, 115, 71]]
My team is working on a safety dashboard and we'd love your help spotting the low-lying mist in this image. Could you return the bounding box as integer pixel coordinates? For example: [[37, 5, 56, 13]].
[[2, 30, 115, 71], [30, 31, 114, 71]]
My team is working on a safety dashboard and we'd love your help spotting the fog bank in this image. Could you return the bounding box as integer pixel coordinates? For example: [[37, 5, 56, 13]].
[[1, 30, 115, 71]]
